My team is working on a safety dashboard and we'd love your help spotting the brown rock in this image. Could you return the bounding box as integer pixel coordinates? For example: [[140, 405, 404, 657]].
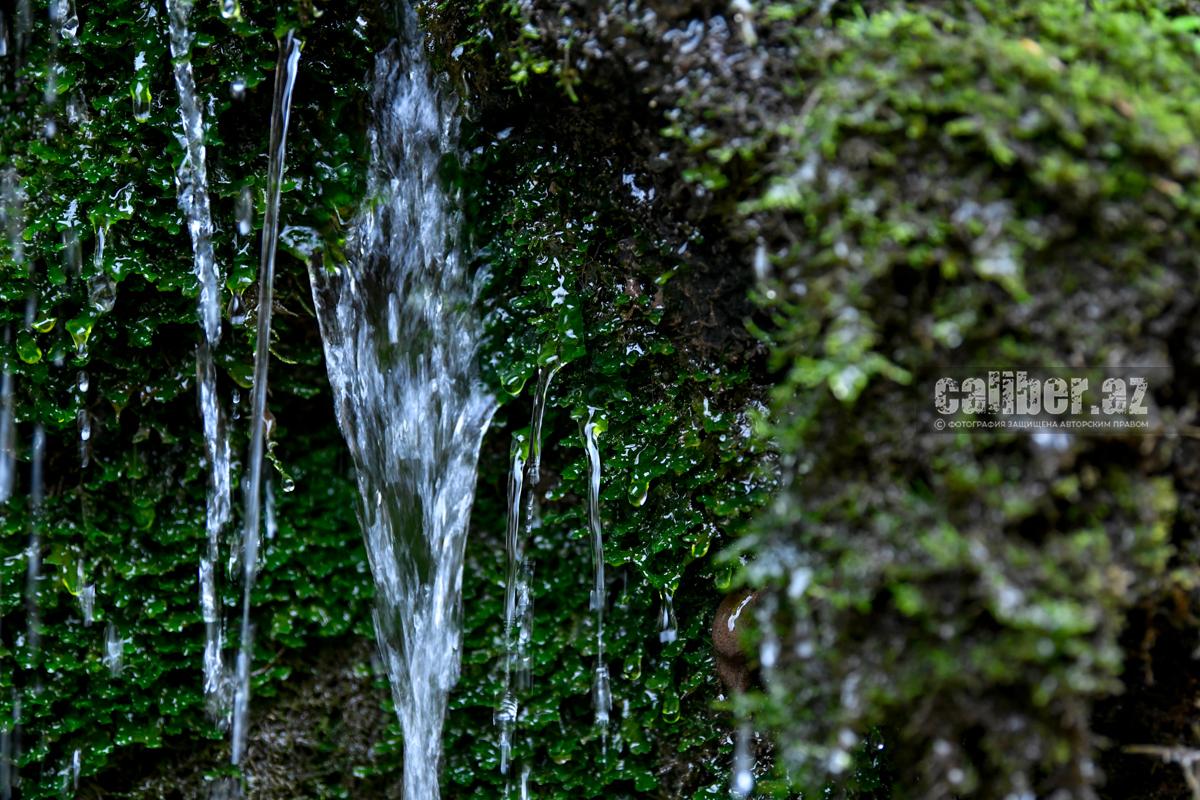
[[712, 589, 759, 693]]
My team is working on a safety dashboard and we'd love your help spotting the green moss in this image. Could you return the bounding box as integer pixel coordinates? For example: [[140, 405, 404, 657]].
[[0, 1, 377, 795]]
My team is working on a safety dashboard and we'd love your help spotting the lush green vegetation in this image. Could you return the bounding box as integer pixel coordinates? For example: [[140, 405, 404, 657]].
[[4, 0, 1200, 798]]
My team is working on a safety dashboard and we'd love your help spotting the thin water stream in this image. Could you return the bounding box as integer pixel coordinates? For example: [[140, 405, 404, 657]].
[[167, 0, 233, 719], [497, 363, 561, 779], [231, 31, 300, 768], [581, 408, 611, 731]]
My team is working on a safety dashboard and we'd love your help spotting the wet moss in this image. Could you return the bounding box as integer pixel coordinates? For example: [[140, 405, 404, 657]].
[[422, 0, 1200, 796], [8, 0, 1199, 798], [0, 0, 380, 796]]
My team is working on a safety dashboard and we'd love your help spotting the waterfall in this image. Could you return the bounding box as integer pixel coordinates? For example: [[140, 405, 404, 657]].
[[307, 6, 496, 798]]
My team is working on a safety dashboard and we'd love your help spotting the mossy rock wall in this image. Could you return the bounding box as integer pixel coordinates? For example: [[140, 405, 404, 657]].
[[4, 0, 1200, 798]]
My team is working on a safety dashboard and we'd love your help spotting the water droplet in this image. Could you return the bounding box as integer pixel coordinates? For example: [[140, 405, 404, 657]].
[[661, 690, 680, 722], [228, 292, 247, 326], [89, 273, 117, 313], [220, 0, 240, 19], [622, 653, 641, 681], [236, 186, 253, 235], [131, 80, 151, 123], [230, 76, 246, 99], [31, 316, 56, 334], [58, 0, 78, 41], [659, 592, 678, 644], [627, 478, 649, 507]]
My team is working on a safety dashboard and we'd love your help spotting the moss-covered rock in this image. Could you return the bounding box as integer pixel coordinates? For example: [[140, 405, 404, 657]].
[[8, 0, 1200, 798]]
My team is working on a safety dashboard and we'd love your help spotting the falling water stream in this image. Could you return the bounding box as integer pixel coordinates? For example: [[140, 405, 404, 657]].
[[497, 363, 560, 782], [167, 0, 233, 720], [231, 31, 301, 767], [581, 408, 611, 731], [308, 6, 496, 798], [0, 331, 12, 504]]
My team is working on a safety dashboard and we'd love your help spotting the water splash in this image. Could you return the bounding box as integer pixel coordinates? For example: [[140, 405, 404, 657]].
[[307, 7, 496, 798], [167, 0, 232, 719], [232, 31, 300, 768], [581, 408, 611, 730], [497, 363, 561, 776]]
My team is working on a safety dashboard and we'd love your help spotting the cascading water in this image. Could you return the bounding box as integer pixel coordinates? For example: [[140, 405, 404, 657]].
[[167, 0, 232, 719], [307, 6, 496, 799], [232, 31, 300, 767]]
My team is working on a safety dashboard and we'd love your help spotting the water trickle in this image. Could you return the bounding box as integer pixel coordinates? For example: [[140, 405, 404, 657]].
[[308, 8, 496, 796], [104, 622, 124, 676], [731, 722, 755, 797], [0, 330, 13, 504], [497, 363, 561, 776], [236, 185, 253, 236], [265, 481, 277, 541], [232, 31, 301, 768], [582, 408, 611, 730], [131, 75, 151, 123], [168, 0, 232, 719], [25, 424, 45, 659], [77, 408, 90, 467], [88, 225, 117, 313], [78, 584, 95, 626], [659, 591, 678, 644], [169, 0, 220, 345], [0, 697, 16, 800]]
